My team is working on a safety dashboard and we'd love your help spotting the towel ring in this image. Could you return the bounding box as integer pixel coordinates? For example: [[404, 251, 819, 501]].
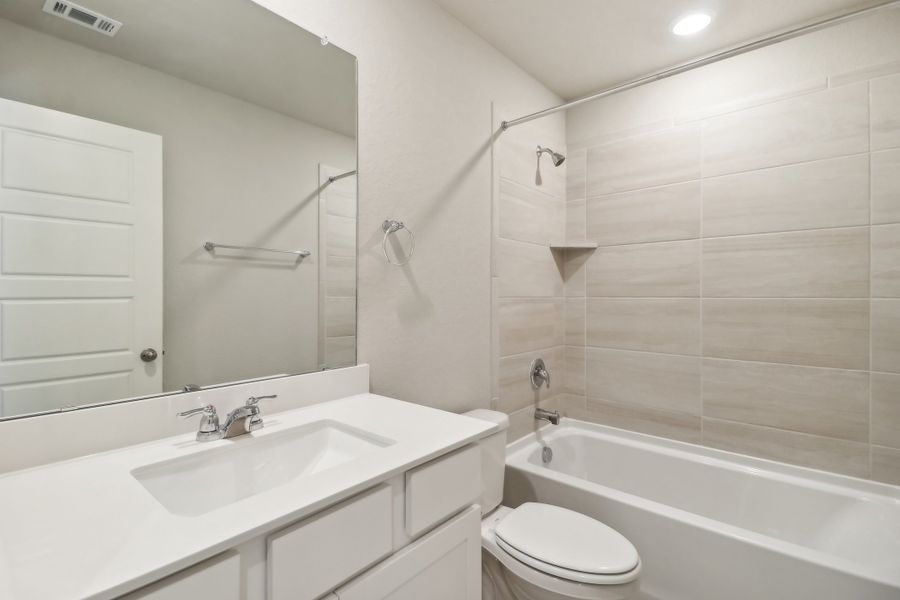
[[382, 219, 415, 266]]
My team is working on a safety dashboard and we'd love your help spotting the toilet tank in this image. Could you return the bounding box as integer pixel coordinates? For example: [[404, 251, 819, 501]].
[[463, 409, 509, 515]]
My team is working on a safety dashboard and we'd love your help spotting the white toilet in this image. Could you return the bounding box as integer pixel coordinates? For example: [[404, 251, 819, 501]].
[[465, 410, 641, 600]]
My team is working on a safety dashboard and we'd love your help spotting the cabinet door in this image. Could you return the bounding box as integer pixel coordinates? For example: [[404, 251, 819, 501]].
[[119, 551, 240, 600], [335, 506, 481, 600]]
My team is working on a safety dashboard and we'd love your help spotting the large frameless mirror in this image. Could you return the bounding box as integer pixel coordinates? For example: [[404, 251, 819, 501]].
[[0, 0, 357, 420]]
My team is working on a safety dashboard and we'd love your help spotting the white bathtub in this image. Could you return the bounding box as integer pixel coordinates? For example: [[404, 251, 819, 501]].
[[502, 419, 900, 600]]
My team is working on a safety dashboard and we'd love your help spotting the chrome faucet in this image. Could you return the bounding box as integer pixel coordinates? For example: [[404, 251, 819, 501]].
[[178, 395, 276, 442], [534, 408, 561, 425]]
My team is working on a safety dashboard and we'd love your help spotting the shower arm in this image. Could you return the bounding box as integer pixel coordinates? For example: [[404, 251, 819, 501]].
[[501, 0, 900, 131]]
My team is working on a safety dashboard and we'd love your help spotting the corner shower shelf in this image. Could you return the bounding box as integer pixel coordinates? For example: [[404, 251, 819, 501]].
[[548, 241, 598, 250]]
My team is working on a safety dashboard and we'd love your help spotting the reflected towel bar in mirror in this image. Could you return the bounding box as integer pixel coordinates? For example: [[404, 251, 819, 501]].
[[326, 169, 357, 184], [204, 241, 311, 257]]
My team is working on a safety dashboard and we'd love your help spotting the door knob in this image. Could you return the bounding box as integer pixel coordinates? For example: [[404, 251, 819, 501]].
[[140, 348, 159, 362]]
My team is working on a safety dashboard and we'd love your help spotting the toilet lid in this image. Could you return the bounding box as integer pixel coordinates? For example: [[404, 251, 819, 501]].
[[495, 503, 639, 576]]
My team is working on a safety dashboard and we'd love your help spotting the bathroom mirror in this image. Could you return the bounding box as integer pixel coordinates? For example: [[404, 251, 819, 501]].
[[0, 0, 357, 420]]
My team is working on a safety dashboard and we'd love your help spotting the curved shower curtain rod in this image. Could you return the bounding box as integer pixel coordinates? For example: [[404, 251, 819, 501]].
[[501, 0, 900, 131]]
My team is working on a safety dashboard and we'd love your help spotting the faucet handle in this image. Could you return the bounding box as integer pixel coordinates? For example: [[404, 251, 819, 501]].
[[178, 404, 216, 418], [245, 395, 275, 432], [177, 405, 221, 441], [246, 394, 277, 406]]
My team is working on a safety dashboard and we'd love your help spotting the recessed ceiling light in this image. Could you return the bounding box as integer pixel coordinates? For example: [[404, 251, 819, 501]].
[[672, 13, 712, 36]]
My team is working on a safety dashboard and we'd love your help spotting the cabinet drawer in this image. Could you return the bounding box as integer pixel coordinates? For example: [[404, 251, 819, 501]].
[[404, 444, 480, 537], [335, 506, 481, 600], [267, 485, 393, 600]]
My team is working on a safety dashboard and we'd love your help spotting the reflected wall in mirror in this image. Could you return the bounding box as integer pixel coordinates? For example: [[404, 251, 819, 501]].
[[0, 0, 357, 419]]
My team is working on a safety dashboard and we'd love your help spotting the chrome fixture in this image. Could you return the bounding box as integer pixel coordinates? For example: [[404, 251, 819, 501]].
[[537, 145, 566, 167], [326, 169, 357, 185], [178, 395, 277, 442], [535, 145, 565, 186], [500, 0, 900, 131], [542, 446, 554, 464], [204, 241, 311, 258], [535, 408, 560, 426], [183, 384, 202, 392], [529, 358, 550, 389], [177, 405, 221, 442], [382, 219, 416, 266], [139, 348, 158, 362]]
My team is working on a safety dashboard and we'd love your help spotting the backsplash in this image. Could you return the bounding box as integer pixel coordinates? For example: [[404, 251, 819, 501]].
[[562, 69, 900, 483]]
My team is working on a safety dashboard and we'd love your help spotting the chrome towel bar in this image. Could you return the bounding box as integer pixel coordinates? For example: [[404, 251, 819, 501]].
[[203, 241, 311, 257]]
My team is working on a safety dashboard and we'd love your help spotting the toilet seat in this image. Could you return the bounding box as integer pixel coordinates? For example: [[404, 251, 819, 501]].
[[494, 503, 639, 585]]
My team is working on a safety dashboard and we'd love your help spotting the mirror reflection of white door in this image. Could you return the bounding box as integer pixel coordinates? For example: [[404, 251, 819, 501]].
[[0, 97, 162, 418]]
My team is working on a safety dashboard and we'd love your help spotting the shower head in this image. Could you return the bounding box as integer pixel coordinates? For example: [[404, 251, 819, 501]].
[[534, 145, 565, 186], [537, 145, 566, 167]]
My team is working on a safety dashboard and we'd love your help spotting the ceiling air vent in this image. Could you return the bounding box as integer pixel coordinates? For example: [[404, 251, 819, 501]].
[[42, 0, 122, 37]]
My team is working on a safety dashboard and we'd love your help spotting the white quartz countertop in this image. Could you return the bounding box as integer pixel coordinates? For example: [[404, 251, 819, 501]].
[[0, 394, 494, 600]]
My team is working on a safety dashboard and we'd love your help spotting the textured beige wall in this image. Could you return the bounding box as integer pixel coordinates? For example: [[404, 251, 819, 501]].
[[562, 12, 900, 483], [255, 0, 562, 413]]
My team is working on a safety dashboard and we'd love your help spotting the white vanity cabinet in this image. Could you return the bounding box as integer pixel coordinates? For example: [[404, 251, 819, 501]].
[[334, 506, 481, 600], [264, 445, 483, 600]]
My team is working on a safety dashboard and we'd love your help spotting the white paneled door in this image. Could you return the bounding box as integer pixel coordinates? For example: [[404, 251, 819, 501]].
[[0, 97, 162, 417]]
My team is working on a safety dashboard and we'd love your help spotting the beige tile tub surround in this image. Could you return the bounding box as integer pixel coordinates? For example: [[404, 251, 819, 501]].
[[872, 299, 900, 373], [567, 398, 702, 444], [702, 299, 869, 370], [499, 179, 565, 245], [498, 297, 565, 357], [498, 346, 565, 414], [701, 83, 869, 177], [702, 359, 869, 441], [701, 155, 869, 237], [702, 418, 869, 478], [587, 240, 700, 298], [586, 298, 701, 356], [587, 182, 702, 246], [871, 73, 900, 150], [702, 228, 869, 298], [872, 224, 900, 297], [496, 238, 564, 298], [563, 345, 585, 396], [872, 446, 900, 485], [586, 348, 701, 415], [872, 149, 900, 224], [586, 123, 701, 196], [559, 67, 900, 481], [872, 372, 900, 449], [564, 298, 585, 346]]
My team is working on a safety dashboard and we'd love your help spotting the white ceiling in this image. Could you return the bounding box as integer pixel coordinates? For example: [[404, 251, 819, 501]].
[[0, 0, 357, 137], [434, 0, 878, 100]]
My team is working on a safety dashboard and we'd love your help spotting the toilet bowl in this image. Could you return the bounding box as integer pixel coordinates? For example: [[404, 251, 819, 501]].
[[464, 410, 642, 600]]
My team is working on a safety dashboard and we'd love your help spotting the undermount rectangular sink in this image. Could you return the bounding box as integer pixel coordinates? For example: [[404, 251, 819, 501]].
[[132, 420, 394, 516]]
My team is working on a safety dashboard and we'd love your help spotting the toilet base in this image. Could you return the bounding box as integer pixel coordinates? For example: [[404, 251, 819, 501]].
[[483, 549, 639, 600]]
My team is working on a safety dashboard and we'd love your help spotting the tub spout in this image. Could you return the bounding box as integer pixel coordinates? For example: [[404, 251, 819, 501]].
[[535, 408, 560, 425]]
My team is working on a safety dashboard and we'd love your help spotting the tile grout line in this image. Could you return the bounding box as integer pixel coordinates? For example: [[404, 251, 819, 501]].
[[699, 117, 706, 444], [585, 149, 872, 200], [868, 79, 874, 478]]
